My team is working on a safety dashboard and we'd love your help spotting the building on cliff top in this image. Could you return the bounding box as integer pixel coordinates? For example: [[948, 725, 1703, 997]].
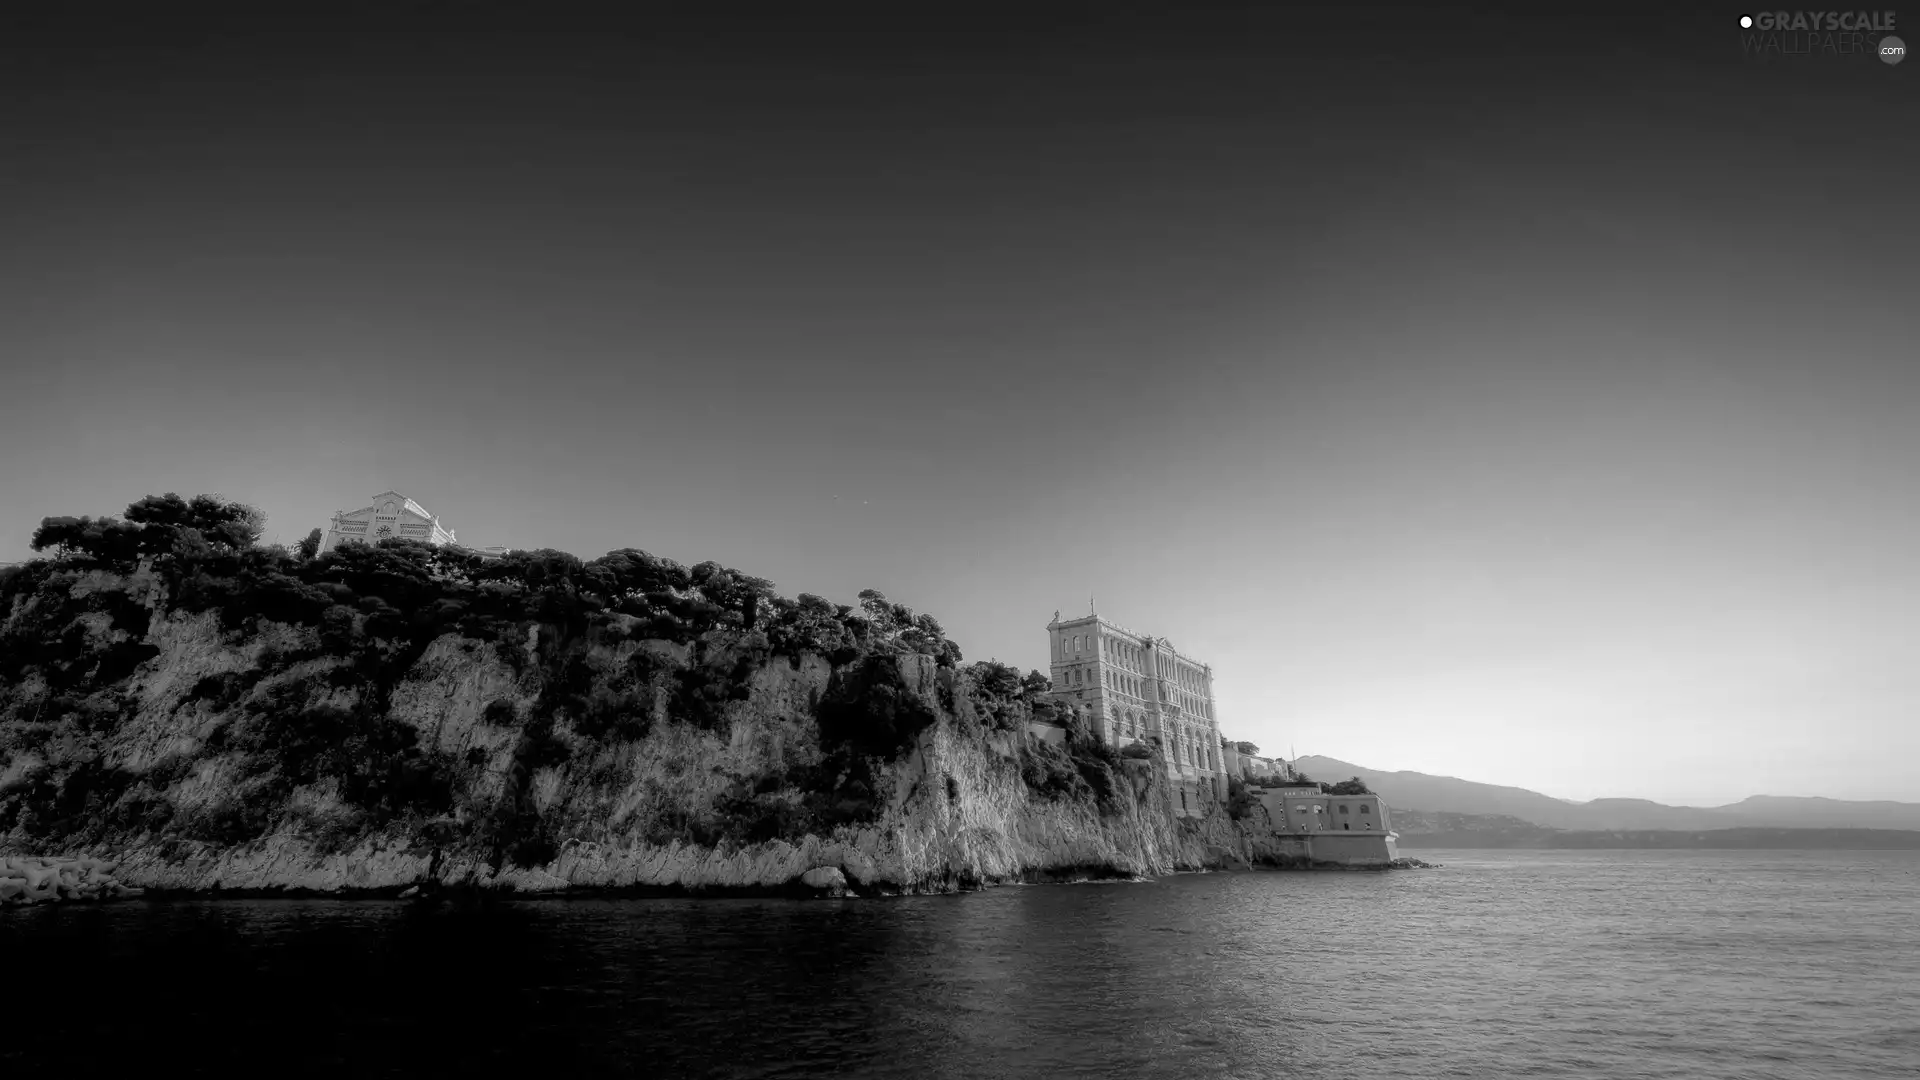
[[1241, 753, 1286, 778], [319, 491, 512, 559], [1046, 607, 1226, 817]]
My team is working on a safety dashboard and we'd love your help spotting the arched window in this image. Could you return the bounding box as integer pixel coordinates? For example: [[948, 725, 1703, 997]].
[[1339, 804, 1350, 814], [1360, 804, 1371, 814]]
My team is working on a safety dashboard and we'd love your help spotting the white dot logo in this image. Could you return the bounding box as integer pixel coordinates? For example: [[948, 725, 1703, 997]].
[[1740, 14, 1753, 28], [1883, 35, 1907, 65]]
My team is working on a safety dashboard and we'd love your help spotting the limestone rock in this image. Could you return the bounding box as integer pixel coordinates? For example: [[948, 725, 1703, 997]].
[[0, 855, 143, 905], [2, 582, 1402, 896], [800, 866, 847, 891]]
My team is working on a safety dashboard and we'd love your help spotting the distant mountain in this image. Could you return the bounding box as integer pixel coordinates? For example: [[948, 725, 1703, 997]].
[[1389, 810, 1920, 849], [1387, 810, 1556, 845], [1293, 755, 1920, 831]]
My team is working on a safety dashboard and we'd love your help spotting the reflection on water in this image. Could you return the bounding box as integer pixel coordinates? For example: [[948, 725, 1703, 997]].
[[4, 850, 1918, 1078]]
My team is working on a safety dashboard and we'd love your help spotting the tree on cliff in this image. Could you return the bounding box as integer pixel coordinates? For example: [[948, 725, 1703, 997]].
[[30, 516, 145, 562], [687, 561, 777, 630], [1225, 777, 1257, 820], [1325, 776, 1372, 795], [968, 660, 1024, 702], [124, 492, 266, 550], [853, 589, 960, 667], [856, 589, 902, 635], [765, 593, 858, 664], [1234, 741, 1259, 756], [33, 493, 266, 567]]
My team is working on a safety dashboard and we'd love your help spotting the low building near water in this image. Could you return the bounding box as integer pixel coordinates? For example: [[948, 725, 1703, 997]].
[[1255, 786, 1400, 865]]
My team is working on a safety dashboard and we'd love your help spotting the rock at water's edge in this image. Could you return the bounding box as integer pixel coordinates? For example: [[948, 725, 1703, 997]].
[[800, 866, 848, 892]]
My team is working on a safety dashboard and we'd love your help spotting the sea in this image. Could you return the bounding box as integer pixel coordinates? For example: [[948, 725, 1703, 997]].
[[4, 849, 1917, 1079]]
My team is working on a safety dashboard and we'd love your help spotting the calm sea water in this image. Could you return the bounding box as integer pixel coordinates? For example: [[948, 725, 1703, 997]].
[[4, 849, 1917, 1078]]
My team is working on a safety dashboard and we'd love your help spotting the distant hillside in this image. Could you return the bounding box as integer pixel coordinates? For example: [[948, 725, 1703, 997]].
[[1396, 827, 1920, 850], [1388, 809, 1558, 844], [1294, 756, 1920, 831]]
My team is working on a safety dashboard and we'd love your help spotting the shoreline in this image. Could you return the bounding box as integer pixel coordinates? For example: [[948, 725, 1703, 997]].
[[2, 856, 1440, 906]]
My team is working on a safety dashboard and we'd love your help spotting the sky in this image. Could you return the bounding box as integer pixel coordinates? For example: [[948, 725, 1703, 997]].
[[1, 7, 1915, 806]]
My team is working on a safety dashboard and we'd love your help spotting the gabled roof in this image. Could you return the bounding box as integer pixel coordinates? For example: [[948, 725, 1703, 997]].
[[365, 490, 435, 519]]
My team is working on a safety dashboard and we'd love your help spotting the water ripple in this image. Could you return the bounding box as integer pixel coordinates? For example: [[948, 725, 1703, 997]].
[[2, 849, 1916, 1078]]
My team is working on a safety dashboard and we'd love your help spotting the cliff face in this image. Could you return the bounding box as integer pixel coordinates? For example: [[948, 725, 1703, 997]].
[[1, 552, 1273, 895]]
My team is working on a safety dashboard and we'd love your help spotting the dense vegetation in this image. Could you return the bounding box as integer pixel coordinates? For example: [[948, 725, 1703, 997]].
[[1, 493, 1145, 869], [1225, 777, 1258, 820]]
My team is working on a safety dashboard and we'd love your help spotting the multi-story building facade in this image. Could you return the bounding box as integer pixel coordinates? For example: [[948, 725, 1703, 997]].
[[1253, 784, 1400, 863], [319, 491, 511, 559], [1046, 609, 1226, 816], [1256, 786, 1393, 836]]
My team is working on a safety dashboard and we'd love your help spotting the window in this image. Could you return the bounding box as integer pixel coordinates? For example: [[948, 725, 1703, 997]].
[[1339, 805, 1350, 814], [1360, 805, 1371, 814]]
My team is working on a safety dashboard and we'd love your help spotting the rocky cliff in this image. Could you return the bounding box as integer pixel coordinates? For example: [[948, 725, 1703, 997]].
[[1, 513, 1284, 896]]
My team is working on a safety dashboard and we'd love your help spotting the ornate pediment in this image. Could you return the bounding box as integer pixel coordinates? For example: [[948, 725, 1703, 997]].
[[363, 490, 436, 520], [319, 490, 478, 556]]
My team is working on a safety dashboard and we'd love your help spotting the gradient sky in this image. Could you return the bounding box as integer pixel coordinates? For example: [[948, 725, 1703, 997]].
[[2, 8, 1914, 805]]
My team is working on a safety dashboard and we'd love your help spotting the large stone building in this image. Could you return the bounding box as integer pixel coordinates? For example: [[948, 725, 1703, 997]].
[[1046, 608, 1226, 816], [319, 491, 509, 558]]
